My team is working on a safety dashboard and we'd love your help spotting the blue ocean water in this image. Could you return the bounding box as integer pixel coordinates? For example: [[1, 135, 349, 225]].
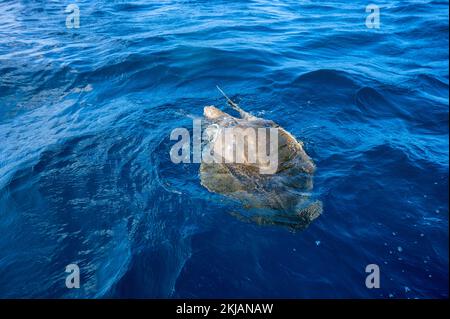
[[0, 0, 448, 298]]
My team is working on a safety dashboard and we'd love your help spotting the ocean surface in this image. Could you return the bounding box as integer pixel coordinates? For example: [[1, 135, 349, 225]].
[[0, 0, 448, 298]]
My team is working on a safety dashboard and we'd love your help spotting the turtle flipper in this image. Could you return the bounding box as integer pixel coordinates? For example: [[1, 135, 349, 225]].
[[227, 200, 322, 231], [297, 200, 322, 222]]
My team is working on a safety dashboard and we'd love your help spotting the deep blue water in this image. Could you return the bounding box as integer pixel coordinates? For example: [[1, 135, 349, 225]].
[[0, 0, 448, 298]]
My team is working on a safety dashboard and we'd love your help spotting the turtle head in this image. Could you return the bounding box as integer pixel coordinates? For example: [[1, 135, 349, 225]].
[[204, 106, 230, 121]]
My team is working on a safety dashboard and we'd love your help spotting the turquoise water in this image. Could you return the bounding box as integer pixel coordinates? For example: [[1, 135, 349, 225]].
[[0, 0, 448, 298]]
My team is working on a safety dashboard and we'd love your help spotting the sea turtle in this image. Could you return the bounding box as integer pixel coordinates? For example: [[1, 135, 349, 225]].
[[199, 87, 322, 230]]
